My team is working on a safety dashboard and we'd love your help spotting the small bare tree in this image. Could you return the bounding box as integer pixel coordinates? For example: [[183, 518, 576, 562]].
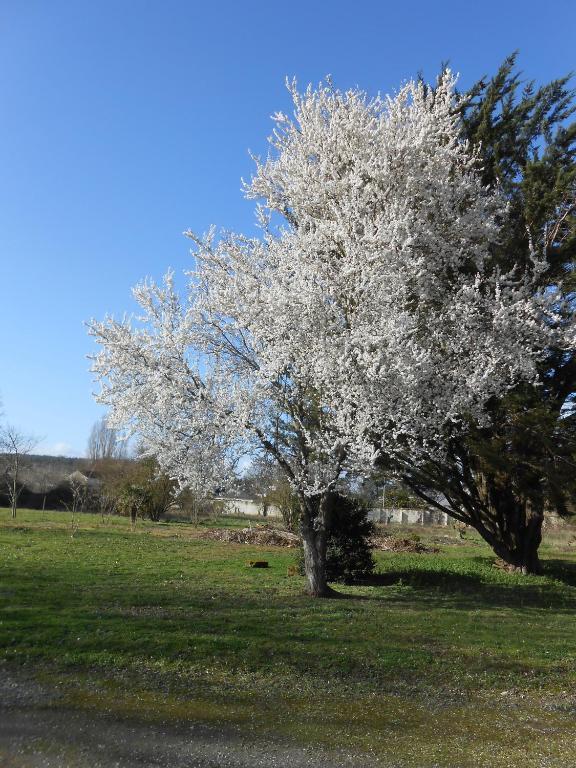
[[66, 472, 89, 537], [0, 425, 38, 519], [37, 468, 55, 512], [95, 487, 117, 522]]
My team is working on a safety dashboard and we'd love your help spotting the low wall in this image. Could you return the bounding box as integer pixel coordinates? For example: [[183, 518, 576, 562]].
[[221, 499, 448, 525], [222, 498, 281, 517], [368, 507, 449, 526]]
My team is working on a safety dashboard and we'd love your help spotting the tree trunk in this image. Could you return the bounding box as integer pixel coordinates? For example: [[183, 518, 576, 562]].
[[11, 476, 17, 519], [475, 474, 544, 575], [486, 511, 543, 575], [301, 525, 330, 596], [300, 494, 338, 598], [401, 449, 548, 577]]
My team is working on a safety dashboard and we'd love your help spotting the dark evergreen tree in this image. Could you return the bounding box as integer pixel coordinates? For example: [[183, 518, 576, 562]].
[[398, 54, 576, 573], [325, 494, 375, 583], [298, 493, 375, 585]]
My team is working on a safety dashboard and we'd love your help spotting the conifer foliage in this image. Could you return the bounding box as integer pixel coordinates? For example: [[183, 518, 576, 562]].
[[399, 55, 576, 573]]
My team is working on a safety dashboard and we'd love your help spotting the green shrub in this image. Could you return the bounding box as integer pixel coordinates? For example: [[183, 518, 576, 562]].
[[298, 493, 375, 584], [326, 495, 376, 583]]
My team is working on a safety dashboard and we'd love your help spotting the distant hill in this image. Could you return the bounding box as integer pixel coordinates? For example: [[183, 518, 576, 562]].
[[0, 454, 99, 509], [3, 454, 88, 493]]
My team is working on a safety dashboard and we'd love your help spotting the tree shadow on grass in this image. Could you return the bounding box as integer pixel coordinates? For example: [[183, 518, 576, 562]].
[[354, 560, 576, 612], [359, 569, 485, 591], [542, 558, 576, 586]]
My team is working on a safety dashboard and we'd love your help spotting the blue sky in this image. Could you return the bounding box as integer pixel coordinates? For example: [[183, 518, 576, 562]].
[[0, 0, 574, 457]]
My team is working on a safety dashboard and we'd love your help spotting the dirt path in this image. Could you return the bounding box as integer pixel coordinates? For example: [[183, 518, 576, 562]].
[[0, 669, 373, 768]]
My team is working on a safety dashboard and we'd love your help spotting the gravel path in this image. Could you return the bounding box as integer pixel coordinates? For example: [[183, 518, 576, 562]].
[[0, 669, 375, 768]]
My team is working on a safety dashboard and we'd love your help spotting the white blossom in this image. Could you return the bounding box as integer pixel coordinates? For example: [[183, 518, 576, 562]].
[[88, 72, 572, 502]]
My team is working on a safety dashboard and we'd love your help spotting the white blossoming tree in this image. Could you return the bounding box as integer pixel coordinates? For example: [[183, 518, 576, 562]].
[[89, 73, 568, 597]]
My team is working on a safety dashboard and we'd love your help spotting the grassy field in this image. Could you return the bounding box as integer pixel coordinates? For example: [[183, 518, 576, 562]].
[[2, 508, 576, 767]]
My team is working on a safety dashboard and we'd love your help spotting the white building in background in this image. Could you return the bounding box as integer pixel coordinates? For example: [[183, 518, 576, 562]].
[[221, 498, 448, 526]]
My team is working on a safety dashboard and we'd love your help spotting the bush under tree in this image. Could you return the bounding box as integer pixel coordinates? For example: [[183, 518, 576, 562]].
[[299, 494, 375, 585]]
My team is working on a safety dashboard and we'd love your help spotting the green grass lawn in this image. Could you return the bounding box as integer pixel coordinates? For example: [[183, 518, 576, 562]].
[[2, 508, 576, 767]]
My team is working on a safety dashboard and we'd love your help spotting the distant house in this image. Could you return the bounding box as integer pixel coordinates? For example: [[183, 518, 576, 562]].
[[67, 470, 100, 491]]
